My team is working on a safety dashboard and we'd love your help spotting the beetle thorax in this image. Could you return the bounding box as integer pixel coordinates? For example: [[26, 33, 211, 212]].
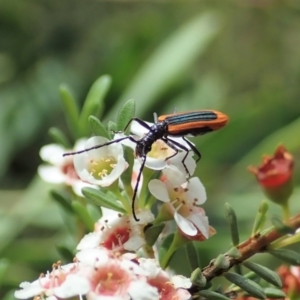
[[135, 121, 168, 158]]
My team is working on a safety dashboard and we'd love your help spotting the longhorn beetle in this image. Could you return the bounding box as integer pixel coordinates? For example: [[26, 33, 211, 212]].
[[64, 110, 229, 221]]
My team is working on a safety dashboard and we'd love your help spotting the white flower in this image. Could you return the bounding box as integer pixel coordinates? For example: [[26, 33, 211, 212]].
[[38, 139, 94, 196], [148, 165, 209, 238], [138, 258, 191, 300], [116, 120, 196, 176], [76, 248, 158, 300], [14, 262, 91, 300], [73, 136, 128, 187], [167, 150, 196, 177], [126, 280, 160, 300], [77, 208, 154, 252], [76, 248, 111, 267]]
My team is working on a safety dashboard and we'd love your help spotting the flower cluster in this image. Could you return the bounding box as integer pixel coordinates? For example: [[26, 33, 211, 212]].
[[28, 116, 213, 299], [15, 247, 192, 300], [15, 206, 193, 300], [38, 119, 211, 243], [28, 86, 298, 300]]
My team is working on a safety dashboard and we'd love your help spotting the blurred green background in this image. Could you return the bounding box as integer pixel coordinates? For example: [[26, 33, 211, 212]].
[[1, 0, 300, 298]]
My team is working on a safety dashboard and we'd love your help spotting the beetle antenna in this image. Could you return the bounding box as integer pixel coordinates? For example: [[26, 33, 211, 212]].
[[63, 136, 132, 157]]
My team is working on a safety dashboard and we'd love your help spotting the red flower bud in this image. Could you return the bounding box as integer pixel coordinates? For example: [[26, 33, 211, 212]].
[[277, 265, 300, 298], [248, 145, 294, 206]]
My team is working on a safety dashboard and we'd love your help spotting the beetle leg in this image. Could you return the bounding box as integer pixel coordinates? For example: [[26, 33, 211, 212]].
[[162, 137, 191, 176], [132, 155, 146, 222], [182, 137, 201, 162], [113, 117, 152, 135]]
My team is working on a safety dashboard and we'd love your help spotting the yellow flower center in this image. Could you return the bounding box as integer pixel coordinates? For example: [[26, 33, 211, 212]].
[[147, 140, 175, 160], [89, 156, 117, 180]]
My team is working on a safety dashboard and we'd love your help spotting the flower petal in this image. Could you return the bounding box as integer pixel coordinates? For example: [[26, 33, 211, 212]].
[[145, 157, 167, 170], [39, 144, 65, 165], [54, 274, 90, 298], [38, 165, 66, 184], [72, 181, 94, 197], [169, 151, 196, 176], [188, 211, 209, 239], [76, 248, 109, 266], [77, 232, 101, 250], [162, 165, 186, 186], [148, 179, 170, 202], [128, 280, 159, 300], [185, 177, 206, 205], [174, 211, 197, 236], [124, 235, 144, 251], [14, 280, 45, 299], [133, 210, 154, 224]]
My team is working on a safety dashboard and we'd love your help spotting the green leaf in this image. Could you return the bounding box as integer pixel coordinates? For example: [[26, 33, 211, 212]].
[[226, 247, 242, 259], [79, 75, 112, 136], [252, 201, 269, 236], [268, 249, 300, 265], [271, 216, 295, 235], [2, 290, 15, 300], [116, 98, 135, 133], [264, 287, 286, 298], [59, 84, 80, 140], [48, 127, 71, 149], [234, 264, 242, 276], [190, 268, 207, 288], [82, 187, 126, 213], [215, 254, 230, 269], [86, 203, 103, 222], [244, 271, 258, 280], [226, 271, 257, 291], [198, 290, 231, 300], [0, 59, 71, 178], [242, 261, 282, 288], [56, 245, 75, 263], [110, 12, 221, 119], [50, 189, 73, 213], [0, 176, 64, 259], [107, 121, 117, 139], [144, 223, 165, 246], [71, 201, 95, 232], [158, 233, 174, 267], [224, 272, 266, 299], [224, 203, 240, 246], [0, 259, 9, 288], [88, 115, 110, 139]]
